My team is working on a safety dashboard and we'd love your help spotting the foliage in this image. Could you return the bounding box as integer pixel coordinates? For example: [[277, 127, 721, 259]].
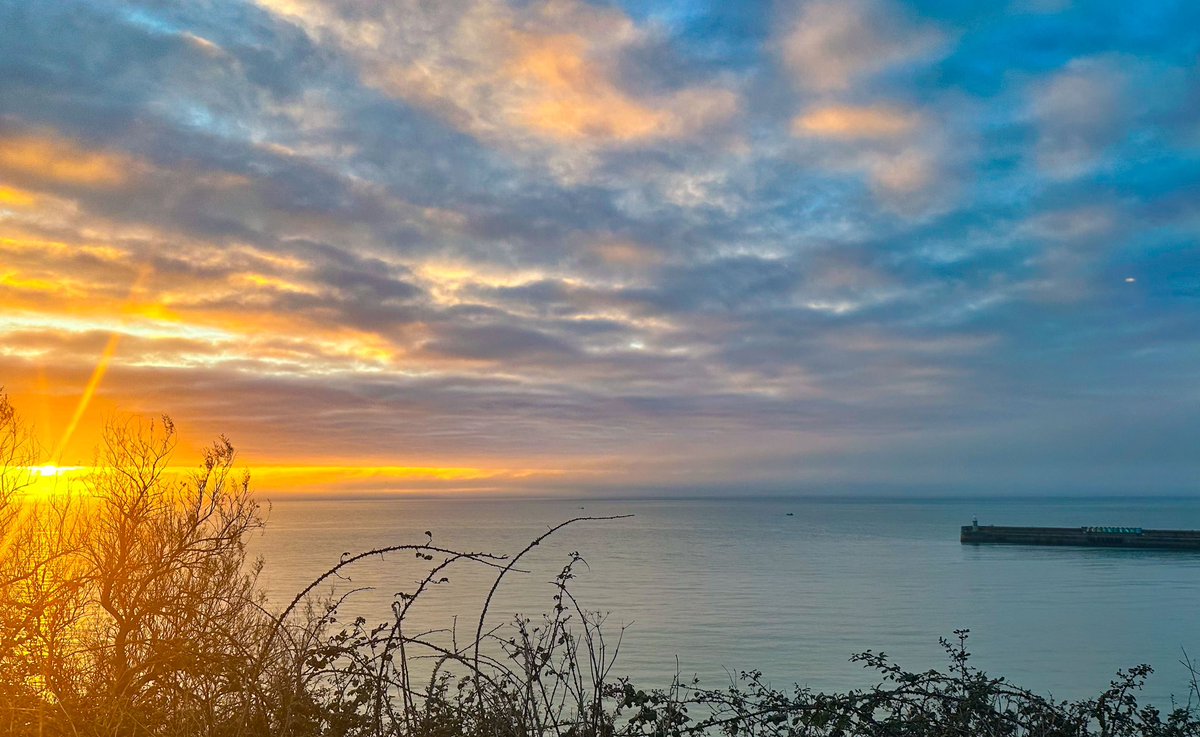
[[0, 408, 288, 735], [1, 392, 1198, 736]]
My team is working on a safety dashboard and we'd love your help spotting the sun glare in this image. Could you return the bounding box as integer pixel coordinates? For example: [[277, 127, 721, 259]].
[[21, 464, 85, 495]]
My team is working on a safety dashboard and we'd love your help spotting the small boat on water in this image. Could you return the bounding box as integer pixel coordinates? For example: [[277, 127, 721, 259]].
[[961, 519, 1200, 550]]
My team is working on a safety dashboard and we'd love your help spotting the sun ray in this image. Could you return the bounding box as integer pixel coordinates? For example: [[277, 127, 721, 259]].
[[49, 333, 121, 466], [47, 265, 153, 466]]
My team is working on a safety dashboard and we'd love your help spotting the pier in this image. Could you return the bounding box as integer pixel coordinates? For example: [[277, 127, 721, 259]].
[[961, 521, 1200, 550]]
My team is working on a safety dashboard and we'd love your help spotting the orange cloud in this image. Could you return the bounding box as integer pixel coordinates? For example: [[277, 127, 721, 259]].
[[10, 462, 569, 497], [0, 132, 134, 187], [248, 464, 566, 492], [509, 33, 667, 141], [0, 271, 62, 295], [504, 30, 737, 143], [0, 185, 37, 207], [793, 105, 920, 139], [233, 273, 318, 295]]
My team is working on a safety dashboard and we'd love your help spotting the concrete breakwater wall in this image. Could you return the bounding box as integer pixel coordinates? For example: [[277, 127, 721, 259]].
[[961, 524, 1200, 550]]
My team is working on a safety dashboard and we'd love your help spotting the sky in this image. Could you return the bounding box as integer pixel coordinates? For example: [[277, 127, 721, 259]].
[[0, 0, 1197, 496]]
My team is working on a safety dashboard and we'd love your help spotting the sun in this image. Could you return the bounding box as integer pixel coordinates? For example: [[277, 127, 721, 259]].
[[31, 464, 82, 478], [20, 464, 86, 496], [10, 464, 81, 497]]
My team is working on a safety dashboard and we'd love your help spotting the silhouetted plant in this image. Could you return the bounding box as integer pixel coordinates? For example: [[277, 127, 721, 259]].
[[285, 528, 1200, 737]]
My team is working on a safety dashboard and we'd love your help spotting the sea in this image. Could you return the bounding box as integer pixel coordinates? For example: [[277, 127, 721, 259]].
[[250, 495, 1200, 706]]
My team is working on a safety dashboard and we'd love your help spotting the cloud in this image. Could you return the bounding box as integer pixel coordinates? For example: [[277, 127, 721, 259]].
[[792, 105, 921, 139], [504, 31, 739, 142], [1029, 56, 1132, 179], [789, 102, 958, 216], [591, 241, 664, 268], [779, 0, 945, 92], [254, 0, 739, 148], [0, 130, 137, 187], [0, 0, 1197, 491], [0, 185, 38, 208], [419, 323, 578, 363]]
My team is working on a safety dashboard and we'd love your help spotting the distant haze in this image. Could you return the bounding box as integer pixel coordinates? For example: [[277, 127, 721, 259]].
[[1, 1, 1197, 495]]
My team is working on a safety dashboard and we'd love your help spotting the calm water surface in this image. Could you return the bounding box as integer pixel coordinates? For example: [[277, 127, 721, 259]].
[[250, 496, 1200, 704]]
